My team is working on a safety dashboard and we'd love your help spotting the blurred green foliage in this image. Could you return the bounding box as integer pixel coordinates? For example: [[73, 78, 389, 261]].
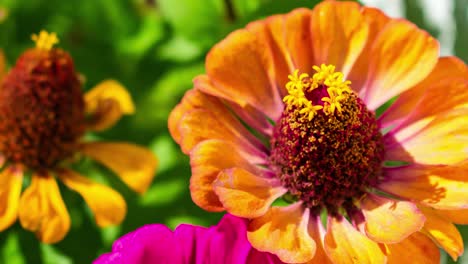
[[0, 0, 466, 263]]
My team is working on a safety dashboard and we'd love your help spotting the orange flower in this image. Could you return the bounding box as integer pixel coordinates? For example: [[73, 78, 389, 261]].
[[169, 1, 468, 263], [0, 31, 157, 243]]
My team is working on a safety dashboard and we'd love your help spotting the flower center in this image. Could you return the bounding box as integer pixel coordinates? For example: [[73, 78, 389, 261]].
[[0, 31, 85, 170], [269, 65, 384, 214]]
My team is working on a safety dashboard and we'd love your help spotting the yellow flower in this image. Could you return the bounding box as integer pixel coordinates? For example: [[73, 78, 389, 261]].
[[169, 1, 468, 263], [0, 30, 157, 243]]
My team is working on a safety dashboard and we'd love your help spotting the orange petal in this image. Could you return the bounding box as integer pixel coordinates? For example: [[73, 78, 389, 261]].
[[204, 29, 283, 120], [189, 139, 260, 212], [247, 203, 316, 263], [311, 1, 369, 77], [360, 194, 425, 243], [308, 215, 332, 264], [84, 80, 135, 131], [284, 8, 314, 73], [362, 19, 439, 110], [380, 57, 468, 129], [385, 108, 468, 165], [439, 209, 468, 224], [18, 173, 70, 243], [80, 142, 157, 194], [213, 168, 287, 218], [379, 162, 468, 209], [324, 216, 386, 264], [0, 166, 23, 230], [348, 7, 391, 93], [386, 232, 440, 264], [58, 169, 126, 227], [419, 206, 463, 260], [0, 49, 6, 82]]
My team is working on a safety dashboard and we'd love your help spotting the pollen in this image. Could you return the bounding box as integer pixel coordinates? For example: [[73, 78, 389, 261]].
[[0, 33, 85, 170], [270, 65, 384, 215], [31, 30, 59, 51], [283, 64, 351, 120]]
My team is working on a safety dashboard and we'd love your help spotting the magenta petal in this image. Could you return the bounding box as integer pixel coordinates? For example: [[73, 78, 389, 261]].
[[93, 224, 182, 264]]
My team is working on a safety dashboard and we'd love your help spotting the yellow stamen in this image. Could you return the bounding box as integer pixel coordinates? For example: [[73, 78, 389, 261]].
[[31, 30, 59, 51], [283, 64, 351, 120]]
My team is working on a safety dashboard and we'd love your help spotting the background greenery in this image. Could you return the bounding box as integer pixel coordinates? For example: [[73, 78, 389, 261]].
[[0, 0, 466, 263]]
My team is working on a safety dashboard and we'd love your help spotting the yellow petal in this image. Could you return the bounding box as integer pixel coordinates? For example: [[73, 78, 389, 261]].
[[247, 203, 316, 263], [80, 142, 157, 194], [360, 194, 425, 243], [386, 232, 440, 264], [419, 206, 463, 261], [213, 168, 287, 218], [58, 169, 126, 227], [385, 108, 468, 165], [307, 215, 332, 264], [18, 173, 70, 243], [324, 216, 386, 264], [0, 166, 23, 230], [84, 80, 135, 131], [380, 162, 468, 209]]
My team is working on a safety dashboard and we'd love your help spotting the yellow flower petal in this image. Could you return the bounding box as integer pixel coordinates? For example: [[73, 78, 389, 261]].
[[386, 232, 439, 264], [84, 80, 135, 131], [213, 168, 287, 218], [419, 206, 463, 261], [18, 173, 70, 243], [308, 215, 332, 264], [80, 142, 157, 194], [248, 203, 316, 263], [0, 166, 23, 230], [58, 169, 126, 227], [360, 194, 425, 243], [380, 162, 468, 209], [324, 216, 386, 264]]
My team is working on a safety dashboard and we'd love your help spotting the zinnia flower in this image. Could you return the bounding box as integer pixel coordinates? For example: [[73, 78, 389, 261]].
[[0, 30, 157, 243], [94, 214, 282, 264], [169, 1, 468, 263]]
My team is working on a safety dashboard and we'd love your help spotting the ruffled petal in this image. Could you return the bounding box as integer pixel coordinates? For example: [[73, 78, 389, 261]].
[[385, 108, 468, 165], [18, 173, 70, 243], [360, 194, 425, 243], [324, 216, 386, 264], [204, 29, 283, 120], [419, 206, 463, 260], [189, 139, 260, 212], [58, 169, 126, 227], [283, 8, 314, 73], [311, 1, 369, 77], [0, 166, 23, 230], [347, 7, 391, 93], [380, 57, 468, 129], [213, 168, 287, 218], [247, 203, 316, 263], [386, 232, 439, 264], [379, 162, 468, 209], [84, 80, 135, 131], [362, 19, 439, 110], [80, 142, 157, 194]]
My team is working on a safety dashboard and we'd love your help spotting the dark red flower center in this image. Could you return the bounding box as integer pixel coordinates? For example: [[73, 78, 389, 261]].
[[269, 66, 385, 215], [0, 32, 85, 170]]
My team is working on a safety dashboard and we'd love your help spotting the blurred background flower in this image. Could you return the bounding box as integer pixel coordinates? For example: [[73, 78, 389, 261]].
[[0, 0, 466, 263]]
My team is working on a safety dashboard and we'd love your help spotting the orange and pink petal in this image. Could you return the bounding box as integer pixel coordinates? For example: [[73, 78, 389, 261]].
[[213, 167, 287, 218], [247, 203, 316, 263]]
